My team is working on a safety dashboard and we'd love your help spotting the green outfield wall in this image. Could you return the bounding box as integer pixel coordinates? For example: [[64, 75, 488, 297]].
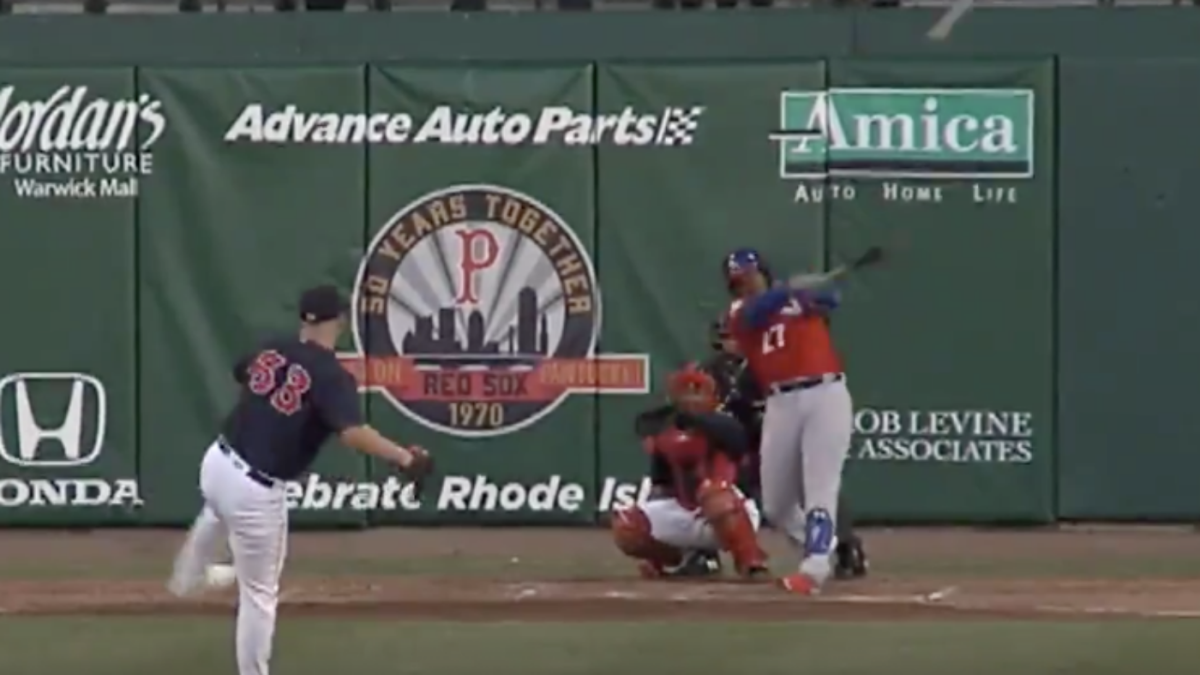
[[0, 8, 1191, 526]]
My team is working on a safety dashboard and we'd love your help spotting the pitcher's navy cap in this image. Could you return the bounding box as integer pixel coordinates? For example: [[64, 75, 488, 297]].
[[298, 285, 349, 324]]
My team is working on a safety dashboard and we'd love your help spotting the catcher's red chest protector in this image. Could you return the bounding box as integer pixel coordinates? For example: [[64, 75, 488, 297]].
[[652, 428, 709, 509], [655, 428, 707, 464]]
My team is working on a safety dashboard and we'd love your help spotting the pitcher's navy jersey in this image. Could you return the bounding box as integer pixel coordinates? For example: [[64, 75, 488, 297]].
[[222, 336, 362, 481]]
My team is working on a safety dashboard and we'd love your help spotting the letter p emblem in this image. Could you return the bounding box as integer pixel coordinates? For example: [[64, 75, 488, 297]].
[[454, 227, 500, 304]]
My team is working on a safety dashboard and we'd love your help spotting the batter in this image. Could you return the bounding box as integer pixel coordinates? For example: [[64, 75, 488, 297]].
[[706, 314, 869, 580], [724, 248, 853, 595]]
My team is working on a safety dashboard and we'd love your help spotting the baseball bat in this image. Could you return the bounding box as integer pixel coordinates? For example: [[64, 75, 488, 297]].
[[785, 245, 885, 291]]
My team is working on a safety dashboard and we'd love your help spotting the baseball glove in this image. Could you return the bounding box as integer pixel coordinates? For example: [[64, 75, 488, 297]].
[[402, 446, 434, 499]]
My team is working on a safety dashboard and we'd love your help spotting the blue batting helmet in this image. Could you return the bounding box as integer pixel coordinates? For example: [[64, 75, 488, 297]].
[[723, 248, 772, 291]]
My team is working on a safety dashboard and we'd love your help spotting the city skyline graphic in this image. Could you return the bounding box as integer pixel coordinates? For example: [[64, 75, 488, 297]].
[[402, 286, 552, 364]]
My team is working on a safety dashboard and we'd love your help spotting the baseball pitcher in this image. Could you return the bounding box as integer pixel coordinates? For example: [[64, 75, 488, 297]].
[[167, 285, 433, 675]]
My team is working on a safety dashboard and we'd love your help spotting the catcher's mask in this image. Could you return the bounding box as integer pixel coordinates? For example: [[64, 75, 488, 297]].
[[708, 315, 728, 351], [722, 247, 773, 296], [668, 363, 718, 413], [709, 313, 741, 355]]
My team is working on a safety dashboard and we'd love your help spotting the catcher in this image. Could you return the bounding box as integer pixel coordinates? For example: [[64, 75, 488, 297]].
[[611, 363, 769, 580]]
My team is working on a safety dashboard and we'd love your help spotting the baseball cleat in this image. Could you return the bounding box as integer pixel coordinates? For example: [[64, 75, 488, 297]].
[[167, 563, 237, 598], [669, 550, 723, 578], [740, 563, 772, 582], [639, 551, 723, 580], [834, 538, 869, 580], [636, 560, 665, 579], [778, 572, 821, 596], [204, 563, 238, 589], [166, 576, 195, 598]]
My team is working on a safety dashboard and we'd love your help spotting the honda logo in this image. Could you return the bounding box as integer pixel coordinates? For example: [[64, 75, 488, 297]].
[[0, 373, 107, 467]]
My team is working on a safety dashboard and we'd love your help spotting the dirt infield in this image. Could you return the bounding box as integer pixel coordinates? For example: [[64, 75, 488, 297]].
[[2, 527, 1200, 621]]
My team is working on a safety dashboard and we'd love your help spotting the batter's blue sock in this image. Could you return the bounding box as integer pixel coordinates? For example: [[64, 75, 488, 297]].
[[804, 508, 834, 556]]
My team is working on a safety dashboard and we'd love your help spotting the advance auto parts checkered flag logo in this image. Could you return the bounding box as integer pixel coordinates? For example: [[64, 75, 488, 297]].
[[652, 106, 705, 146]]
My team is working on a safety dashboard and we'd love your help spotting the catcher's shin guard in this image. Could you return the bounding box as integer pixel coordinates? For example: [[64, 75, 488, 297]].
[[611, 507, 683, 574], [697, 480, 767, 577]]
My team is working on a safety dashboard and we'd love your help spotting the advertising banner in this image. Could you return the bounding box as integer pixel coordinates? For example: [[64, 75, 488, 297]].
[[351, 65, 608, 524], [0, 69, 141, 524], [820, 60, 1057, 522], [0, 58, 1076, 527], [136, 67, 370, 526]]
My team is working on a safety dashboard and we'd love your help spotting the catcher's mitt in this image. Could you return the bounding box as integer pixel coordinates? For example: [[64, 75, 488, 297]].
[[402, 446, 434, 498]]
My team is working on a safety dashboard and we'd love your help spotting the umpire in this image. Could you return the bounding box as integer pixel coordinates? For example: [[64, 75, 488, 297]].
[[701, 314, 869, 580]]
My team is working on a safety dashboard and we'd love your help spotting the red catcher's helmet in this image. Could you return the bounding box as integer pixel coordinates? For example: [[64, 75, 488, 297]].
[[667, 362, 718, 411]]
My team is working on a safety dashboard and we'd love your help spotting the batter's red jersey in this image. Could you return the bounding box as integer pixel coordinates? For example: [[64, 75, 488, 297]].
[[728, 297, 843, 387]]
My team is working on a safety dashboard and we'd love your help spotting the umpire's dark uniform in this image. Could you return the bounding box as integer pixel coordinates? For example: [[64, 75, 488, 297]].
[[702, 319, 869, 580]]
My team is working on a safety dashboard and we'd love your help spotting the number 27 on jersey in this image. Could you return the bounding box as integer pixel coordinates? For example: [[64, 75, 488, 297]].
[[762, 324, 786, 354]]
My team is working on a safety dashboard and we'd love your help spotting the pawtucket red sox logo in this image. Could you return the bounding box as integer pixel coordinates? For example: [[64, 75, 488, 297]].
[[343, 184, 649, 438]]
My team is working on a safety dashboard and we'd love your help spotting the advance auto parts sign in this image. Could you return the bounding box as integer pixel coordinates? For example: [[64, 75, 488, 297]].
[[341, 184, 648, 438], [286, 473, 654, 514], [770, 88, 1033, 206], [224, 104, 704, 147]]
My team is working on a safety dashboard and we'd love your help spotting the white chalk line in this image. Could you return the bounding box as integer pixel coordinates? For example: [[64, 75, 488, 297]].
[[819, 593, 927, 604], [502, 582, 548, 601], [925, 586, 959, 602], [1031, 604, 1200, 619], [818, 585, 958, 606], [916, 586, 1200, 619], [497, 581, 1200, 619], [822, 585, 1200, 619]]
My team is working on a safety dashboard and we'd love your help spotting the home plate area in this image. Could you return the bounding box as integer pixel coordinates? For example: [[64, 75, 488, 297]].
[[4, 576, 1200, 620], [3, 528, 1200, 621]]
